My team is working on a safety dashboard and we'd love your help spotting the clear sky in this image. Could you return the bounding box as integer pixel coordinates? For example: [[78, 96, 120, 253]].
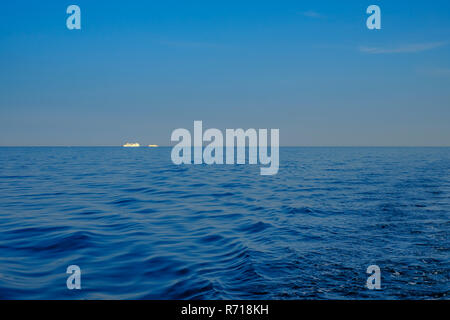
[[1, 0, 449, 146]]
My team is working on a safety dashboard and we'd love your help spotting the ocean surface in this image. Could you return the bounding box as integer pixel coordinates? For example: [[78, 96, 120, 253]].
[[0, 147, 448, 299]]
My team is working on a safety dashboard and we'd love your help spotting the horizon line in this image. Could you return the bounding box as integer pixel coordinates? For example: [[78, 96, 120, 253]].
[[0, 145, 449, 148]]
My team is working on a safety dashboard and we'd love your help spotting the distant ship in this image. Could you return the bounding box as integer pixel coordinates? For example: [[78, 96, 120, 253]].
[[148, 144, 159, 147], [122, 142, 140, 147]]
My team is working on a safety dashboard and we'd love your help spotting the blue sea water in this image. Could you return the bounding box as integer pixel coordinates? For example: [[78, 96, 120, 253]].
[[0, 147, 448, 299]]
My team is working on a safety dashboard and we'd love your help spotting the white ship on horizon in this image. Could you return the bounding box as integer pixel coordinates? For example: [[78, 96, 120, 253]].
[[122, 142, 140, 147]]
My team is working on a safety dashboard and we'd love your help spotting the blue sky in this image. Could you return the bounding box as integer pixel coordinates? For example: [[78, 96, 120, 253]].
[[0, 0, 449, 146]]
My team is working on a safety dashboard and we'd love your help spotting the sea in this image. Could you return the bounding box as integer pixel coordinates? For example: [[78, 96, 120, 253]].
[[0, 147, 448, 299]]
